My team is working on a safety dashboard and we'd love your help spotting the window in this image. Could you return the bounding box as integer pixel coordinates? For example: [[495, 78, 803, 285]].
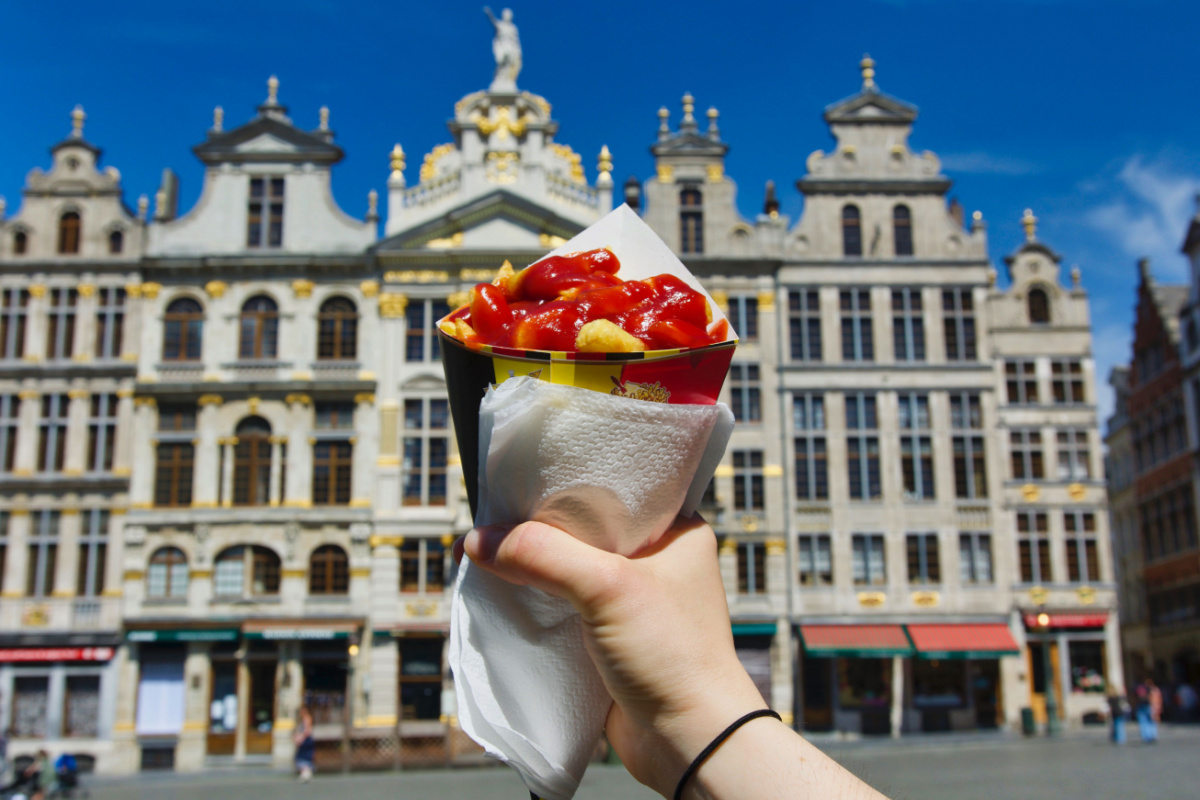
[[214, 545, 280, 597], [729, 363, 761, 423], [1017, 510, 1051, 584], [959, 533, 993, 584], [891, 289, 925, 361], [402, 398, 449, 506], [38, 394, 69, 472], [312, 441, 353, 506], [727, 295, 758, 341], [846, 393, 880, 500], [317, 297, 357, 360], [76, 509, 108, 597], [732, 450, 764, 511], [840, 289, 873, 362], [736, 541, 767, 594], [787, 290, 821, 362], [951, 392, 987, 499], [0, 288, 29, 359], [309, 545, 349, 595], [893, 205, 913, 256], [232, 416, 272, 506], [906, 534, 941, 584], [1068, 641, 1105, 694], [162, 298, 204, 361], [842, 205, 862, 257], [87, 393, 118, 473], [1028, 287, 1050, 324], [1051, 359, 1084, 404], [0, 394, 18, 471], [793, 393, 827, 501], [852, 534, 886, 586], [12, 676, 49, 738], [0, 511, 8, 594], [942, 289, 976, 361], [1065, 511, 1100, 583], [1056, 429, 1091, 481], [95, 287, 125, 359], [399, 637, 444, 721], [405, 299, 451, 363], [12, 230, 27, 256], [108, 229, 124, 255], [1005, 359, 1038, 404], [798, 534, 832, 587], [58, 211, 81, 254], [26, 510, 59, 597], [1010, 429, 1044, 480], [155, 441, 194, 508], [315, 401, 355, 430], [247, 177, 284, 248], [46, 288, 77, 360], [400, 538, 446, 593], [147, 547, 188, 599], [899, 393, 934, 501], [64, 675, 101, 738], [680, 187, 703, 254], [239, 295, 279, 360]]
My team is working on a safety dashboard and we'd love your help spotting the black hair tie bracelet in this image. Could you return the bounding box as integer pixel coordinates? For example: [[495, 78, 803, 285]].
[[674, 708, 782, 800]]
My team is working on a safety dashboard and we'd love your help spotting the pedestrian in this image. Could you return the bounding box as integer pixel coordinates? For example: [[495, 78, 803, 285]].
[[1106, 686, 1129, 744], [1174, 681, 1197, 721], [0, 726, 7, 784], [293, 706, 315, 783], [1135, 677, 1162, 743]]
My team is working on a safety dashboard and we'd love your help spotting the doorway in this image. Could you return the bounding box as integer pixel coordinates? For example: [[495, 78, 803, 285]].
[[207, 661, 237, 756], [245, 660, 277, 755], [1028, 641, 1062, 723], [801, 656, 833, 731]]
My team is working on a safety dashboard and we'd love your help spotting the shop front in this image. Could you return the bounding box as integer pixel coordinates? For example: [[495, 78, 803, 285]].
[[798, 625, 912, 736], [904, 623, 1019, 732], [1021, 611, 1113, 725]]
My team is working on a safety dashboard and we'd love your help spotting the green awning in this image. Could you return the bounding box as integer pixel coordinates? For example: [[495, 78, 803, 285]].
[[799, 625, 914, 657], [732, 623, 777, 636], [126, 629, 239, 643]]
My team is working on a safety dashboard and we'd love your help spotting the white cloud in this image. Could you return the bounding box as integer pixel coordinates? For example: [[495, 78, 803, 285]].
[[940, 151, 1038, 176]]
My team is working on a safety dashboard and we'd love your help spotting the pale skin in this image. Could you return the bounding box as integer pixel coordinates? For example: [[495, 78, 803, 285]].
[[459, 515, 890, 800]]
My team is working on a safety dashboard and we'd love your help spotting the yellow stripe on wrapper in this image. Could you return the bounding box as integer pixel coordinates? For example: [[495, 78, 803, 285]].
[[491, 355, 625, 394]]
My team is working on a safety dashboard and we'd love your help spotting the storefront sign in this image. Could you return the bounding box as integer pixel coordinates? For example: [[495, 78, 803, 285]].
[[126, 629, 240, 643], [1021, 612, 1107, 629], [243, 628, 350, 640], [0, 647, 114, 662]]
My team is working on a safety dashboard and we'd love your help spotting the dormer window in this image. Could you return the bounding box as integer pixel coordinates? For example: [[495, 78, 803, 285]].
[[842, 205, 862, 257], [12, 231, 26, 256], [247, 177, 284, 248], [58, 211, 81, 255], [680, 187, 703, 255], [893, 205, 913, 256], [108, 229, 123, 255], [1028, 287, 1050, 325]]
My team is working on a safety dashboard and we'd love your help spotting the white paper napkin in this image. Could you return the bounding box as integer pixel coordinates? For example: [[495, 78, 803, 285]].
[[449, 377, 733, 799]]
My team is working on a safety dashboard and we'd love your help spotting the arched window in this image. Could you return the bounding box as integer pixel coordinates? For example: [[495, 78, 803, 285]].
[[1028, 287, 1051, 324], [680, 187, 703, 254], [842, 205, 862, 257], [163, 298, 204, 361], [147, 546, 189, 599], [233, 416, 272, 506], [214, 545, 280, 597], [12, 231, 27, 256], [893, 205, 913, 256], [239, 295, 279, 359], [108, 229, 123, 255], [58, 211, 81, 255], [317, 297, 357, 360], [309, 545, 349, 595]]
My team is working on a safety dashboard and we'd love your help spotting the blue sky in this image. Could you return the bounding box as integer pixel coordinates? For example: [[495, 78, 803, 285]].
[[2, 0, 1198, 422]]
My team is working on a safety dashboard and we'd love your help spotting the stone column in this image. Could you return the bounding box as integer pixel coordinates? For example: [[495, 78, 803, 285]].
[[64, 388, 91, 475], [234, 657, 250, 759], [273, 642, 300, 769], [193, 398, 223, 507], [177, 643, 212, 772], [369, 541, 400, 628], [128, 398, 158, 507], [268, 437, 284, 507], [105, 510, 126, 600], [112, 387, 136, 477], [284, 396, 312, 507], [53, 508, 82, 599], [376, 401, 401, 511], [121, 282, 144, 365], [890, 655, 904, 738], [220, 438, 237, 508], [110, 642, 140, 774], [2, 510, 30, 597], [351, 393, 376, 507], [367, 635, 398, 729], [74, 283, 98, 362], [23, 283, 47, 362], [771, 618, 794, 726], [14, 389, 41, 475]]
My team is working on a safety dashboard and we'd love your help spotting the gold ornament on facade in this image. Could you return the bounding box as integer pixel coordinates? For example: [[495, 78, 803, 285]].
[[486, 151, 519, 184], [77, 284, 96, 298], [354, 392, 375, 406], [757, 290, 777, 312], [22, 605, 50, 627], [538, 233, 567, 248], [204, 280, 227, 298], [765, 538, 786, 556], [762, 464, 784, 477], [1021, 483, 1040, 502], [141, 282, 162, 299], [447, 291, 470, 309], [472, 105, 530, 141], [860, 54, 876, 90], [385, 270, 451, 283], [284, 393, 312, 406], [709, 289, 729, 312], [460, 269, 495, 282], [390, 143, 406, 174], [419, 144, 455, 182], [247, 396, 260, 414], [857, 591, 886, 608], [67, 389, 89, 400], [656, 164, 674, 183], [1076, 586, 1096, 605], [378, 293, 408, 319], [597, 145, 613, 181], [197, 394, 222, 407], [28, 284, 46, 299], [706, 164, 724, 183], [1067, 483, 1086, 501], [133, 396, 157, 408], [125, 283, 143, 299], [719, 538, 736, 556], [359, 280, 379, 298], [116, 388, 134, 398], [291, 279, 314, 299], [423, 233, 464, 249], [912, 591, 940, 608], [71, 353, 91, 363], [349, 498, 371, 508], [406, 600, 438, 617], [1029, 586, 1049, 606], [740, 514, 759, 533], [1021, 208, 1038, 242]]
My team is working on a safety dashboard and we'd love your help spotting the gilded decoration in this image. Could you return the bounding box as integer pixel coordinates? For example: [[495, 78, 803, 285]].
[[197, 394, 222, 407], [548, 143, 585, 183], [360, 280, 380, 298], [719, 538, 736, 556], [765, 538, 786, 556], [486, 151, 519, 184], [460, 269, 495, 282], [538, 233, 566, 248], [142, 282, 162, 299], [1067, 482, 1086, 501], [656, 164, 674, 183], [419, 144, 455, 182], [67, 389, 89, 400], [447, 291, 469, 309], [709, 290, 729, 312], [912, 591, 940, 608], [28, 284, 46, 299], [284, 393, 312, 406], [354, 393, 376, 405], [378, 293, 408, 318], [1077, 586, 1097, 605], [125, 283, 143, 299], [757, 290, 777, 312], [706, 164, 724, 183], [77, 284, 96, 298], [472, 105, 531, 141], [424, 233, 463, 249], [291, 279, 315, 299], [205, 280, 228, 298], [384, 271, 450, 284], [1021, 483, 1040, 502], [739, 515, 759, 533], [1029, 586, 1049, 606], [857, 592, 886, 608]]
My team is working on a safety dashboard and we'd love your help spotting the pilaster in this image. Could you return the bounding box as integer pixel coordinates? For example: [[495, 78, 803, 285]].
[[64, 389, 91, 474], [14, 390, 41, 474], [53, 508, 82, 597], [113, 388, 135, 475], [129, 399, 157, 506], [2, 510, 30, 595], [177, 643, 212, 772], [193, 400, 222, 507]]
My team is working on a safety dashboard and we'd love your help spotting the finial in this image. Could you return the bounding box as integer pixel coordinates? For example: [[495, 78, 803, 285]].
[[681, 93, 695, 127], [137, 194, 148, 221], [1021, 208, 1038, 242], [706, 107, 720, 140], [212, 105, 224, 132], [624, 175, 641, 211], [319, 106, 330, 131], [860, 54, 876, 91], [597, 145, 613, 178], [657, 106, 670, 137], [366, 189, 379, 221], [763, 180, 779, 218], [267, 75, 279, 105], [390, 143, 406, 174], [1071, 265, 1081, 288], [71, 105, 86, 138]]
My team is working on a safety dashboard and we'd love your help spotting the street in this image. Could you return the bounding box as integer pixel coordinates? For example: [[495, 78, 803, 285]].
[[85, 726, 1200, 800]]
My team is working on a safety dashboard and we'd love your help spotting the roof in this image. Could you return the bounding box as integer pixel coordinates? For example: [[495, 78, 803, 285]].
[[823, 86, 918, 126], [192, 93, 342, 166]]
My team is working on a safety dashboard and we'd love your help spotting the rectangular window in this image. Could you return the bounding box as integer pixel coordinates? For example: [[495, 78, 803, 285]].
[[681, 212, 704, 254], [399, 538, 446, 594], [38, 394, 69, 472], [732, 450, 764, 511], [1051, 359, 1085, 404], [95, 286, 126, 359], [793, 393, 827, 501], [899, 393, 934, 501], [0, 288, 30, 360], [797, 534, 832, 587], [736, 541, 766, 595], [405, 299, 451, 363], [1065, 511, 1100, 583], [891, 289, 926, 362], [1017, 510, 1051, 584], [64, 675, 101, 738], [0, 511, 8, 594], [840, 289, 873, 362], [1010, 429, 1044, 480], [1056, 429, 1091, 481], [729, 363, 761, 423], [87, 393, 118, 473], [402, 398, 449, 506], [76, 509, 108, 597], [787, 290, 821, 362], [247, 177, 285, 248], [906, 533, 941, 584], [154, 443, 194, 507], [11, 676, 49, 738], [0, 394, 18, 472], [158, 404, 197, 432], [852, 534, 886, 586], [399, 637, 444, 721], [727, 295, 758, 341], [46, 287, 77, 360], [26, 510, 59, 597], [312, 440, 353, 506], [942, 289, 976, 361], [315, 402, 355, 430], [1005, 359, 1038, 404], [959, 532, 993, 584], [846, 393, 880, 500]]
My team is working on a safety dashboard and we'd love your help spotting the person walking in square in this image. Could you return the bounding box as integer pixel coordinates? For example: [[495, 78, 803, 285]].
[[1135, 677, 1162, 743], [1107, 686, 1129, 744], [294, 706, 315, 783]]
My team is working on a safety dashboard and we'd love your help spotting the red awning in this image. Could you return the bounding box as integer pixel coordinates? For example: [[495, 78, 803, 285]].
[[0, 647, 114, 663], [1022, 612, 1108, 629], [906, 624, 1020, 659], [799, 625, 912, 657]]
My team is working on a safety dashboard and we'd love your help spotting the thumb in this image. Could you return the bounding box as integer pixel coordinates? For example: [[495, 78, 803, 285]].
[[464, 520, 622, 613]]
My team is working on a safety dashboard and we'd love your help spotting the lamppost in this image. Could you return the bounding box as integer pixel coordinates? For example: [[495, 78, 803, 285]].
[[1036, 612, 1060, 736]]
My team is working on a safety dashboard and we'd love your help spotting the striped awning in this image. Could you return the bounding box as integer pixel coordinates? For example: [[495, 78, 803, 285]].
[[799, 625, 913, 657], [906, 624, 1020, 659]]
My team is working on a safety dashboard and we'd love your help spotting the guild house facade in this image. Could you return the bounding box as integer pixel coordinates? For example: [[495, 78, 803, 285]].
[[0, 39, 1119, 774]]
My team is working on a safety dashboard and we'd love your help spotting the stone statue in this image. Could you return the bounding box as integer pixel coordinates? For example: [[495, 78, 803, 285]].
[[485, 7, 521, 91]]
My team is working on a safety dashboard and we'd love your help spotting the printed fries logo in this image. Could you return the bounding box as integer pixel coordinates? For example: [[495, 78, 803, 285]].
[[609, 376, 671, 403]]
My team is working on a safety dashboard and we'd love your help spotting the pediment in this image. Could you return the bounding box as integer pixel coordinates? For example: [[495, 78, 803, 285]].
[[194, 116, 342, 165], [236, 134, 298, 153], [825, 90, 918, 125], [401, 373, 447, 392]]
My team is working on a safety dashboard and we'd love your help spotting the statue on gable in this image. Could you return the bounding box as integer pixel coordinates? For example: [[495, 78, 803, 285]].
[[485, 7, 521, 92]]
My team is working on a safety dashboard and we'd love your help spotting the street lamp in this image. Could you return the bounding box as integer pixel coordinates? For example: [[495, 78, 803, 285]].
[[1036, 613, 1060, 736]]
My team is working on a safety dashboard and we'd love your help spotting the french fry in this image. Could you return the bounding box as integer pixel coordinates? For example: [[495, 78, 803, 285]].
[[576, 319, 645, 353]]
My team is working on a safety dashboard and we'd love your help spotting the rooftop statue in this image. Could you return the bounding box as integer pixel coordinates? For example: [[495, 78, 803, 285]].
[[485, 7, 521, 92]]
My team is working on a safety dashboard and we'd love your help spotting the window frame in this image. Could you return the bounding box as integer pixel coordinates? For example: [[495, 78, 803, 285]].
[[892, 204, 913, 256], [247, 177, 285, 249], [899, 392, 934, 502], [87, 393, 118, 473], [680, 187, 704, 255], [736, 540, 767, 595], [405, 299, 451, 363], [1064, 510, 1100, 583], [846, 392, 881, 501], [727, 295, 758, 342], [1056, 429, 1092, 481], [1010, 428, 1045, 481], [26, 510, 60, 597], [75, 509, 108, 598], [797, 534, 832, 587], [46, 287, 78, 361], [840, 289, 874, 362], [1017, 510, 1052, 584], [729, 363, 761, 424], [162, 297, 204, 362], [58, 211, 81, 255], [232, 417, 273, 507], [402, 398, 450, 507], [1051, 359, 1085, 405], [38, 393, 70, 473], [942, 288, 977, 361], [793, 393, 828, 501], [852, 533, 887, 586], [958, 532, 993, 585], [309, 545, 350, 595], [147, 546, 188, 600], [950, 391, 987, 500], [732, 449, 765, 512], [787, 289, 822, 362], [0, 288, 30, 360], [891, 288, 926, 362], [842, 204, 862, 257], [906, 533, 941, 585], [95, 286, 126, 359], [0, 394, 19, 472], [238, 295, 280, 361], [317, 296, 358, 361]]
